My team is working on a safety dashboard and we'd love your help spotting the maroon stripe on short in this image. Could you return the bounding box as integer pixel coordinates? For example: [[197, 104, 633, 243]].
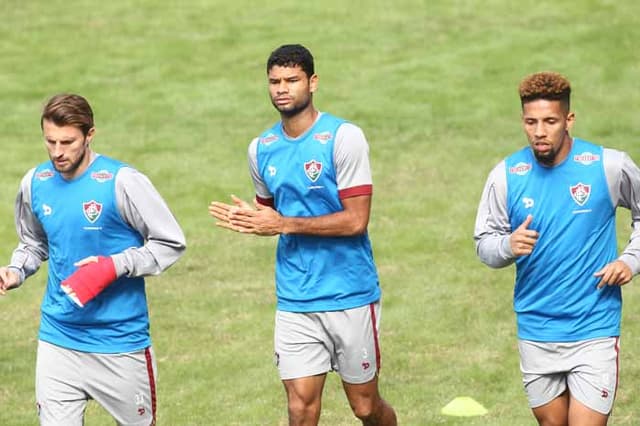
[[145, 348, 157, 425], [369, 303, 381, 370], [614, 337, 620, 399]]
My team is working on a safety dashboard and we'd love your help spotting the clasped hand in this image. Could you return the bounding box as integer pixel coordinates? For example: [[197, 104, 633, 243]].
[[209, 195, 282, 236]]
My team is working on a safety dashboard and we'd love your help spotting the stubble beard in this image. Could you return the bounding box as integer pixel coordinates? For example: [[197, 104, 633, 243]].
[[533, 149, 556, 166], [52, 146, 87, 176], [273, 96, 311, 118]]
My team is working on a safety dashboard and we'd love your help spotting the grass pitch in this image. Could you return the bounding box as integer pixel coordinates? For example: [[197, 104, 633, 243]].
[[1, 0, 639, 424]]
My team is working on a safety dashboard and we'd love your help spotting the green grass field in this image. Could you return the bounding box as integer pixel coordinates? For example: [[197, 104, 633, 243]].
[[1, 0, 639, 424]]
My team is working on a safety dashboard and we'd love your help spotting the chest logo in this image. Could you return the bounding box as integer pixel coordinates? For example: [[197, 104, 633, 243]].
[[304, 160, 323, 182], [260, 134, 279, 146], [83, 200, 103, 223], [509, 162, 532, 176], [313, 131, 332, 144], [36, 169, 55, 181], [573, 152, 601, 165], [570, 183, 591, 206], [91, 170, 114, 183]]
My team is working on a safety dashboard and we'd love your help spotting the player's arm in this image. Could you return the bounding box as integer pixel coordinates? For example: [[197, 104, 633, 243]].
[[594, 150, 640, 288], [218, 193, 370, 236], [474, 161, 521, 268], [211, 123, 373, 237], [111, 167, 187, 277], [275, 122, 372, 236], [1, 169, 49, 295], [62, 167, 186, 307]]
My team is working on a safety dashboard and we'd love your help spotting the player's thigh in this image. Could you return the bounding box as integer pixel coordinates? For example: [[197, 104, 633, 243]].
[[282, 374, 327, 407], [568, 396, 609, 426], [566, 337, 619, 416], [531, 391, 569, 426], [36, 340, 87, 426], [275, 310, 332, 380], [518, 340, 567, 409], [329, 302, 381, 385], [85, 346, 157, 426]]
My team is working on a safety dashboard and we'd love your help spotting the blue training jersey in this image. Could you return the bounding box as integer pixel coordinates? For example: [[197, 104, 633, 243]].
[[31, 156, 149, 353], [505, 139, 621, 341], [255, 113, 380, 312]]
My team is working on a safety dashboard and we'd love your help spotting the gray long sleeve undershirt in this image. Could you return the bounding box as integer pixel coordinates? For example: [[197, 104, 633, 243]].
[[474, 147, 640, 275], [9, 158, 186, 284]]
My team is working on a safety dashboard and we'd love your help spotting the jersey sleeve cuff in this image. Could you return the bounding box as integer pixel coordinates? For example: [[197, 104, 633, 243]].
[[338, 184, 372, 200], [256, 195, 274, 207]]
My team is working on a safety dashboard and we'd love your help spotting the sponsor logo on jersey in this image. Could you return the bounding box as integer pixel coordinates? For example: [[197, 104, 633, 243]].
[[573, 152, 601, 165], [509, 162, 532, 176], [268, 165, 277, 177], [43, 204, 52, 216], [90, 170, 114, 183], [522, 197, 534, 209], [83, 200, 103, 223], [260, 134, 279, 146], [313, 131, 332, 144], [304, 160, 323, 182], [36, 169, 54, 181], [570, 183, 591, 206]]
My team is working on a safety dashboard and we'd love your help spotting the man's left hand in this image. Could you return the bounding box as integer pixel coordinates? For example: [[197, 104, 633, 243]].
[[594, 260, 633, 289]]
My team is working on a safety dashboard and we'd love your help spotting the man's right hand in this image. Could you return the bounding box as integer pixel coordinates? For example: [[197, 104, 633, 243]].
[[510, 215, 539, 257], [0, 267, 21, 296]]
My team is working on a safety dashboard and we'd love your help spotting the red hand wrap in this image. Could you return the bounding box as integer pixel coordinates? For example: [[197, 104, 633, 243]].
[[61, 256, 117, 307]]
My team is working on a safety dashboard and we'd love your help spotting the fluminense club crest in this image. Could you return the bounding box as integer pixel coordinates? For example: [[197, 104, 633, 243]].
[[304, 160, 323, 182], [83, 200, 103, 223], [570, 183, 591, 206]]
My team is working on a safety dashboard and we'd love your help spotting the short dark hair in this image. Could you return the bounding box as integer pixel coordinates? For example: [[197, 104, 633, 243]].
[[519, 72, 571, 111], [41, 93, 94, 136], [267, 44, 314, 78]]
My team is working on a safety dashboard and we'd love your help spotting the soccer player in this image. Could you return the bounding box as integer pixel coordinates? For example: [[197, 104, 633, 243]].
[[0, 93, 186, 425], [474, 72, 640, 425], [209, 44, 397, 426]]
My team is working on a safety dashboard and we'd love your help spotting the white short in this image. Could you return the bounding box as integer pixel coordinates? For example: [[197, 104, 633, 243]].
[[274, 301, 382, 384], [36, 340, 157, 426], [518, 337, 619, 415]]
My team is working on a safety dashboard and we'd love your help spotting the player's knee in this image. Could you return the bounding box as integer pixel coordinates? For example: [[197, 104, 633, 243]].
[[350, 398, 378, 421], [534, 412, 568, 426], [287, 399, 320, 422]]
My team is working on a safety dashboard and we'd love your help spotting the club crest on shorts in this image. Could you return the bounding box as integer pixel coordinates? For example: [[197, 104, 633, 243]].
[[304, 160, 323, 182], [570, 183, 591, 206], [83, 200, 103, 223]]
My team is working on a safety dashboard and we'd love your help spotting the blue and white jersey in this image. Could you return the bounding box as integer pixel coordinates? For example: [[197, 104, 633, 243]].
[[31, 156, 148, 352], [504, 139, 619, 341], [475, 138, 640, 342], [249, 112, 380, 312], [10, 154, 186, 354]]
